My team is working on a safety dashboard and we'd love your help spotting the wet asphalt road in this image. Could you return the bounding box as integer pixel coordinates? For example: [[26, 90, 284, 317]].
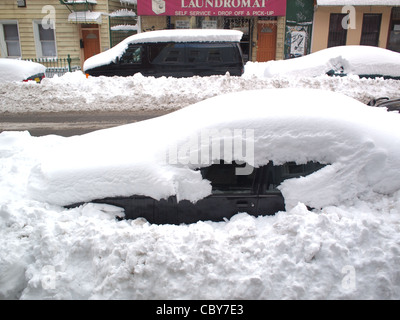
[[0, 110, 173, 137]]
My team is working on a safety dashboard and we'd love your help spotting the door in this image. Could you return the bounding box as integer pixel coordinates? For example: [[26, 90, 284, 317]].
[[82, 28, 100, 60], [360, 14, 382, 47], [256, 22, 277, 62]]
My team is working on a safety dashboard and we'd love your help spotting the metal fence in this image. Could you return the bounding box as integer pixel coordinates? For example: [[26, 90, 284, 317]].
[[24, 55, 81, 78]]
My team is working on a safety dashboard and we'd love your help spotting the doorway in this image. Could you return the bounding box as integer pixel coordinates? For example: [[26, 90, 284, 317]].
[[256, 21, 277, 62], [81, 26, 100, 60]]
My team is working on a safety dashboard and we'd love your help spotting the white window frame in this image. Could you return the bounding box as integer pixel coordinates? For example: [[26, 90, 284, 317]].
[[0, 20, 22, 58], [33, 20, 57, 58]]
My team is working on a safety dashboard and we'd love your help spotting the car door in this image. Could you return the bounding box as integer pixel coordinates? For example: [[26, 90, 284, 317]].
[[257, 161, 327, 215], [114, 44, 147, 76], [256, 163, 286, 216], [174, 162, 260, 224]]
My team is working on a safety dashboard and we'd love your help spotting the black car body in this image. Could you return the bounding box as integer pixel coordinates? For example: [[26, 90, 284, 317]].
[[23, 72, 46, 83], [70, 161, 324, 225], [83, 29, 245, 78], [368, 97, 400, 112]]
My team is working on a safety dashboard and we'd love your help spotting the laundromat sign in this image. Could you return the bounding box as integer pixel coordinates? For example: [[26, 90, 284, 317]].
[[138, 0, 287, 17]]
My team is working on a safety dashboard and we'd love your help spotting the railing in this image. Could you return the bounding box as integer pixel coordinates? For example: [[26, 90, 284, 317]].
[[24, 55, 81, 78]]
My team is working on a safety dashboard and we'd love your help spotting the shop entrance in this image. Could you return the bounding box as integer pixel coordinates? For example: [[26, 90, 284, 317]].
[[256, 21, 277, 62]]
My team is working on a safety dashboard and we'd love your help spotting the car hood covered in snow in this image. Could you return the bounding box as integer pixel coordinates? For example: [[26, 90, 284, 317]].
[[27, 88, 400, 211]]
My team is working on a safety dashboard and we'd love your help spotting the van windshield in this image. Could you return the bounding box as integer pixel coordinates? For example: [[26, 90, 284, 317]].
[[148, 43, 238, 64]]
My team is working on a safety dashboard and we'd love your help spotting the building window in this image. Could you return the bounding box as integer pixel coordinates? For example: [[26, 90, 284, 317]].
[[17, 0, 26, 7], [33, 22, 57, 57], [388, 8, 400, 53], [360, 14, 382, 47], [327, 14, 347, 48], [1, 23, 21, 57]]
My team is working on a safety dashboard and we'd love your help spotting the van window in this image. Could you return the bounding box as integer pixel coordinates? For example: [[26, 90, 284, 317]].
[[149, 43, 185, 64], [148, 43, 238, 65], [120, 45, 143, 64], [208, 50, 222, 62], [187, 43, 238, 63]]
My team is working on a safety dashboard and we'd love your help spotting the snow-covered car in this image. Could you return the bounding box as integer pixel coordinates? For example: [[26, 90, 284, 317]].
[[83, 29, 245, 78], [27, 88, 400, 224], [0, 58, 46, 83], [263, 45, 400, 80], [368, 97, 400, 113]]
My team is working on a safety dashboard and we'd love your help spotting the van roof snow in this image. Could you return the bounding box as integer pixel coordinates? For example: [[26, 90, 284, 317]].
[[83, 29, 243, 72]]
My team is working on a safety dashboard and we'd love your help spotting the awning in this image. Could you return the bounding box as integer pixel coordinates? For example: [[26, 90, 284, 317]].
[[68, 11, 102, 24], [316, 0, 400, 5]]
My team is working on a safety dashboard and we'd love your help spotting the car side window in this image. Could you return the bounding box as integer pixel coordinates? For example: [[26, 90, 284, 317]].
[[200, 161, 256, 194], [120, 45, 143, 64], [263, 161, 326, 193], [208, 50, 222, 62], [186, 43, 236, 64]]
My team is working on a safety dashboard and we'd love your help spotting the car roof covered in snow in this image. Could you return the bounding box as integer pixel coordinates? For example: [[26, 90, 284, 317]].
[[83, 29, 243, 71], [121, 29, 243, 44], [0, 58, 46, 83]]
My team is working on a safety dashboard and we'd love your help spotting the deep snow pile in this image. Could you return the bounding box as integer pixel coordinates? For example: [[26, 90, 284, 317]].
[[1, 140, 400, 300], [1, 70, 400, 114], [1, 56, 400, 299], [1, 88, 400, 299]]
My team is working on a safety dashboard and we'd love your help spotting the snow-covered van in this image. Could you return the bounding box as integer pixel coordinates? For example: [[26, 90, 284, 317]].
[[83, 29, 245, 78]]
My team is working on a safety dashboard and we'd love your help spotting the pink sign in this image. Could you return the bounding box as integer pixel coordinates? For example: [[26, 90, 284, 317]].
[[138, 0, 287, 17]]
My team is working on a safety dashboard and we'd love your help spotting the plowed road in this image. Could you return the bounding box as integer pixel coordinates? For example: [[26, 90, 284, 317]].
[[0, 110, 172, 137]]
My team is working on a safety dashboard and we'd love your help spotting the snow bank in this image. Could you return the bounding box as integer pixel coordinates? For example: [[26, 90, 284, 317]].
[[1, 70, 400, 113], [83, 29, 243, 71], [0, 59, 46, 83], [263, 46, 400, 78], [2, 85, 400, 300], [2, 178, 400, 299], [27, 88, 400, 211]]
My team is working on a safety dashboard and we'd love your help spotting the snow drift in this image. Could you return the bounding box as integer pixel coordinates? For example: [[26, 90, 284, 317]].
[[27, 88, 400, 211], [2, 79, 400, 300]]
